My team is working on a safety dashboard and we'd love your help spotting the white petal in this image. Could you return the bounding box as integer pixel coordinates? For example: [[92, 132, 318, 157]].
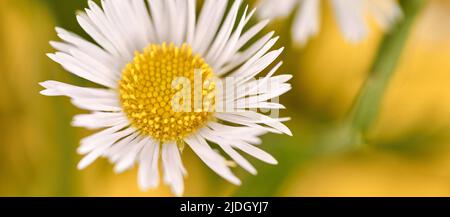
[[39, 81, 120, 112], [39, 80, 115, 98], [208, 122, 267, 138], [331, 0, 368, 42], [207, 122, 266, 145], [257, 0, 297, 20], [162, 142, 186, 196], [192, 0, 228, 56], [185, 0, 196, 44], [78, 124, 131, 154], [167, 0, 187, 46], [77, 126, 134, 169], [233, 62, 284, 100], [114, 136, 149, 174], [215, 112, 292, 136], [72, 112, 127, 129], [47, 52, 117, 88], [234, 48, 284, 85], [230, 38, 281, 79], [76, 12, 121, 58], [54, 27, 120, 68], [292, 0, 321, 45], [231, 140, 278, 165], [232, 19, 269, 58], [106, 132, 140, 162], [131, 0, 157, 43], [199, 127, 257, 175], [148, 0, 168, 42], [365, 0, 403, 31], [212, 7, 258, 69], [218, 31, 275, 76], [94, 0, 134, 58], [184, 134, 241, 185], [71, 98, 122, 112], [138, 139, 160, 190], [205, 0, 243, 67], [77, 143, 110, 170]]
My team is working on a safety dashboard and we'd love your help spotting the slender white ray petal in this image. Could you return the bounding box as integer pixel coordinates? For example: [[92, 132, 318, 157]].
[[106, 132, 140, 162], [162, 142, 186, 196], [72, 112, 127, 129], [71, 98, 122, 112], [366, 0, 403, 31], [67, 48, 120, 82], [230, 37, 281, 78], [114, 136, 149, 174], [257, 0, 297, 20], [332, 0, 368, 42], [230, 140, 278, 165], [292, 0, 321, 46], [218, 31, 275, 76], [199, 127, 257, 175], [234, 48, 285, 85], [47, 52, 117, 88], [77, 143, 111, 170], [40, 81, 121, 111], [233, 62, 284, 100], [54, 32, 119, 74], [138, 139, 160, 190], [167, 0, 187, 46], [236, 101, 286, 110], [235, 84, 292, 105], [78, 125, 133, 155], [215, 113, 284, 135], [184, 135, 241, 185], [109, 0, 149, 50], [230, 111, 292, 136], [207, 122, 266, 145], [39, 80, 117, 98], [54, 27, 115, 61], [216, 112, 292, 136], [235, 75, 293, 100], [76, 12, 121, 58], [131, 0, 157, 43], [212, 7, 256, 69], [77, 126, 134, 169], [192, 0, 228, 56], [185, 0, 196, 44], [97, 0, 134, 58], [49, 41, 72, 53], [232, 18, 269, 58], [207, 122, 267, 135], [205, 0, 243, 67], [147, 0, 167, 43]]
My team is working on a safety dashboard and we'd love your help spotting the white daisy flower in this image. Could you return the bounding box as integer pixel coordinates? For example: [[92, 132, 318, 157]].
[[40, 0, 292, 196], [257, 0, 403, 45]]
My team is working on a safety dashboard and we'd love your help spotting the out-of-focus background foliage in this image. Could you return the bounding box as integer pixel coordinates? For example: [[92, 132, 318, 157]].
[[1, 0, 450, 196]]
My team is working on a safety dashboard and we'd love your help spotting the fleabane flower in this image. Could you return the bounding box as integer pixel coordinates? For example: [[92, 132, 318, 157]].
[[40, 0, 292, 196], [257, 0, 403, 45]]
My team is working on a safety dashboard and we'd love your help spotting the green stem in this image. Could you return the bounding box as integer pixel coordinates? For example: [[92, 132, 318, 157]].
[[349, 0, 426, 135]]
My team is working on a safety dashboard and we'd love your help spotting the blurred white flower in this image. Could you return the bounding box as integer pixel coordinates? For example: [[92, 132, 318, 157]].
[[257, 0, 403, 45]]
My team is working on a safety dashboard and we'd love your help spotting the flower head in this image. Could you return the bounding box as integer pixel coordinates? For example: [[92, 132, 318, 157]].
[[41, 0, 291, 196], [257, 0, 403, 45]]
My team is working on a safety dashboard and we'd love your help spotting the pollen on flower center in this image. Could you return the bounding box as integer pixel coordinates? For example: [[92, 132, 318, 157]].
[[119, 43, 216, 142]]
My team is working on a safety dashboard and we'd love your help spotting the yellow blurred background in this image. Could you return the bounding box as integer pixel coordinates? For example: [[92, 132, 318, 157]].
[[1, 0, 450, 196]]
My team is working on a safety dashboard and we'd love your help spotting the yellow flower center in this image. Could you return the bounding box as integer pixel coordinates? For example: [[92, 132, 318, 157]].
[[119, 43, 215, 142]]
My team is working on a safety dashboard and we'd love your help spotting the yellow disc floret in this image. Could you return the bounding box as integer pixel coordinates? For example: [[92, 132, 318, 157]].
[[119, 43, 215, 142]]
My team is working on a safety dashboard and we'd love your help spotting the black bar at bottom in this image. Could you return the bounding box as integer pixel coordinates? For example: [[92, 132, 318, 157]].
[[0, 197, 448, 216]]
